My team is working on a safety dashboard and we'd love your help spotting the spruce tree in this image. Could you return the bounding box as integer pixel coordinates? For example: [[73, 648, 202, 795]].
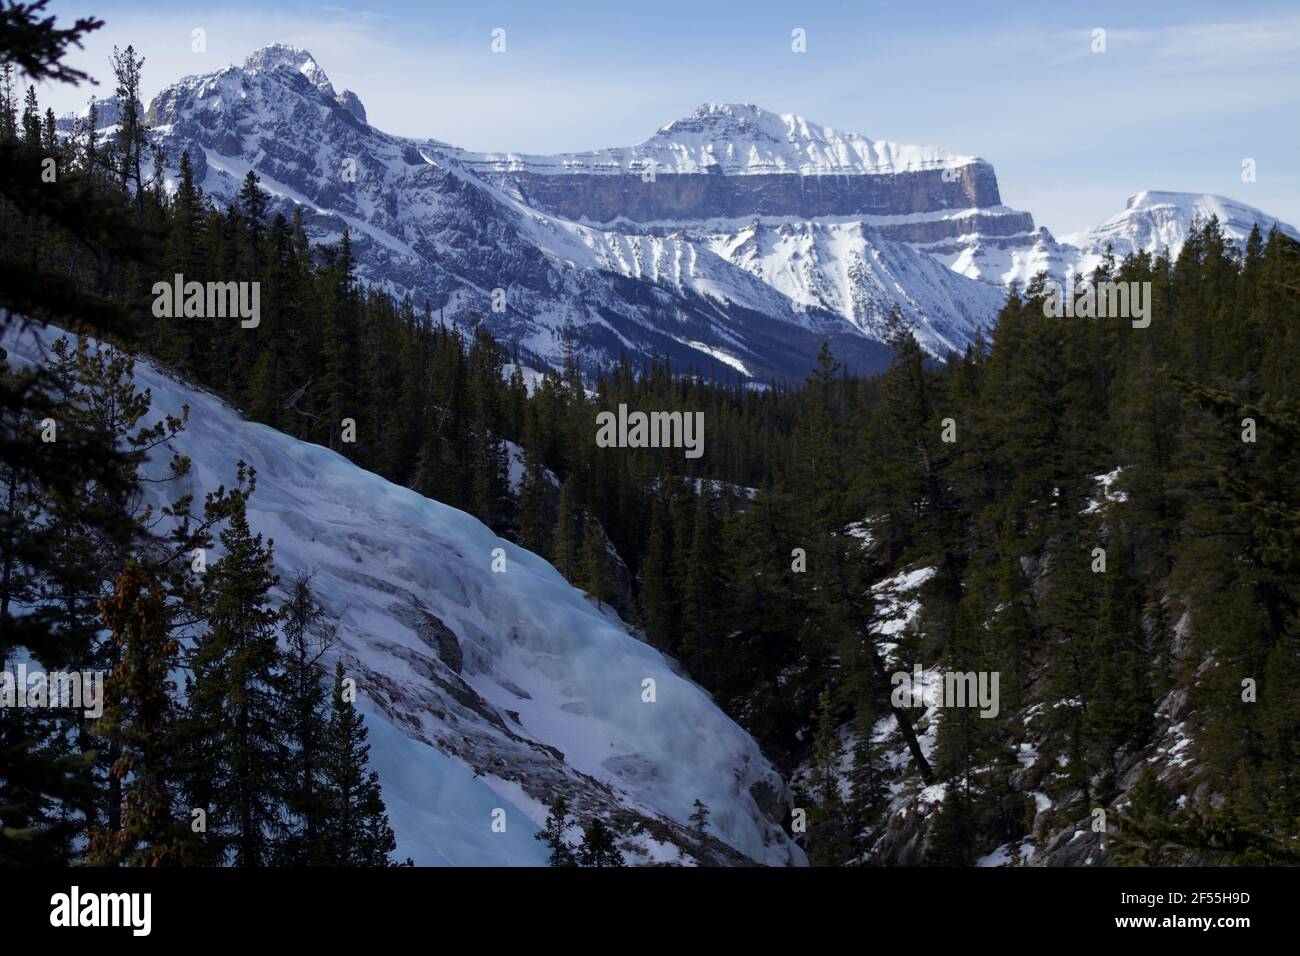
[[926, 788, 978, 866], [320, 661, 398, 866], [276, 572, 336, 865], [689, 798, 710, 834], [551, 479, 579, 580], [516, 409, 554, 555], [806, 688, 850, 865], [638, 487, 675, 650], [182, 466, 286, 866], [576, 817, 625, 867], [847, 698, 888, 826], [681, 488, 720, 686], [534, 794, 577, 866], [1086, 536, 1152, 785], [578, 512, 613, 608]]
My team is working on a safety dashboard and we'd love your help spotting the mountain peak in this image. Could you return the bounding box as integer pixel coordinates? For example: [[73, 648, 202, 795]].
[[235, 44, 367, 123], [689, 101, 766, 121], [1125, 189, 1219, 210], [645, 103, 969, 175], [1119, 190, 1294, 229], [243, 43, 334, 96], [1126, 189, 1160, 209], [1062, 191, 1299, 258], [654, 101, 781, 141]]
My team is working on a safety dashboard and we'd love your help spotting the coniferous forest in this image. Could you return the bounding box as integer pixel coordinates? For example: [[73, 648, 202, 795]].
[[1, 1, 1299, 882]]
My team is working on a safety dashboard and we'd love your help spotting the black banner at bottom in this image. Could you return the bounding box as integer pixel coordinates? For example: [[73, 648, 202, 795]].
[[0, 865, 1279, 942]]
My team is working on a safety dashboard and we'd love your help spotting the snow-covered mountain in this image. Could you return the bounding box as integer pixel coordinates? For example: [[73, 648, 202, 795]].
[[709, 219, 1004, 354], [130, 45, 1023, 369], [4, 320, 804, 867], [102, 44, 1296, 376], [1062, 190, 1300, 263], [456, 99, 1023, 355], [136, 46, 891, 379], [943, 191, 1300, 290]]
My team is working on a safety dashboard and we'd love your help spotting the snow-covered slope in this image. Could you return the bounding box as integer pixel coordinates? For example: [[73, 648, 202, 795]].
[[710, 219, 1007, 355], [923, 224, 1078, 290], [1062, 190, 1300, 261], [5, 322, 804, 867]]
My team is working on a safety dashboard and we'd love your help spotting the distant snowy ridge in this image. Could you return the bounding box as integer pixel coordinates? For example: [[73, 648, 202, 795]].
[[946, 191, 1300, 290], [457, 102, 977, 177], [1062, 190, 1300, 261], [73, 43, 1297, 377]]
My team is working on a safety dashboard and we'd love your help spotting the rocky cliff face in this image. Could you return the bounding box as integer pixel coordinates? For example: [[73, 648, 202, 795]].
[[461, 161, 1005, 224], [450, 99, 1055, 348]]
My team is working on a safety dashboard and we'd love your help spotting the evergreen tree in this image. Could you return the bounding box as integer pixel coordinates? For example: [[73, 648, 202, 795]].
[[515, 409, 554, 554], [1109, 766, 1180, 866], [181, 466, 286, 866], [534, 794, 577, 867], [926, 788, 978, 866], [847, 697, 888, 827], [276, 573, 336, 865], [638, 486, 676, 650], [87, 562, 187, 866], [681, 488, 721, 685], [0, 61, 15, 139], [108, 44, 147, 208], [578, 512, 613, 608], [1086, 536, 1152, 786], [551, 479, 579, 580], [576, 817, 625, 867], [689, 798, 710, 834], [806, 689, 850, 865], [320, 661, 399, 866]]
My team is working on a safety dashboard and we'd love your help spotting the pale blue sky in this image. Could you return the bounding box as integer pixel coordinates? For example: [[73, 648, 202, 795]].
[[38, 0, 1300, 236]]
